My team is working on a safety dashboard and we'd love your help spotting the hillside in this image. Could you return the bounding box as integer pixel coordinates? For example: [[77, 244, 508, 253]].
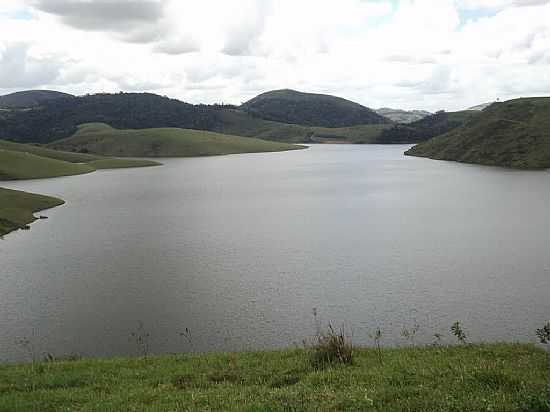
[[240, 89, 389, 127], [0, 91, 393, 145], [375, 108, 431, 123], [375, 110, 479, 144], [0, 139, 160, 174], [0, 344, 548, 411], [0, 187, 64, 236], [212, 109, 391, 143], [406, 97, 550, 169], [0, 149, 95, 180], [49, 123, 305, 157], [0, 90, 73, 108]]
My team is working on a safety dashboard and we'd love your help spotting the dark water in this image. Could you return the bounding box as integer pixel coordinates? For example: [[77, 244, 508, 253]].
[[1, 145, 549, 362]]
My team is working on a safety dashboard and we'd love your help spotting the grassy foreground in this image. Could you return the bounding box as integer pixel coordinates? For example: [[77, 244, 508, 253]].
[[49, 123, 305, 157], [0, 344, 548, 411], [0, 187, 63, 236]]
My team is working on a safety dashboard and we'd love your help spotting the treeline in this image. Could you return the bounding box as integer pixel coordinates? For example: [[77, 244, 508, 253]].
[[0, 93, 231, 144]]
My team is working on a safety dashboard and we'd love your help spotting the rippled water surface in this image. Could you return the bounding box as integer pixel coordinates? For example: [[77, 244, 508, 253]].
[[2, 145, 550, 362]]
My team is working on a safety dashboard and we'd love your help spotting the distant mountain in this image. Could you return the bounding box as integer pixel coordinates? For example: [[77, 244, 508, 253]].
[[0, 90, 74, 108], [467, 102, 495, 111], [374, 110, 479, 144], [375, 108, 431, 123], [240, 89, 389, 127], [406, 97, 550, 169]]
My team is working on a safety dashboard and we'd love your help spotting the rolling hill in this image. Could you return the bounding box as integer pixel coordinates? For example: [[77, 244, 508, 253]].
[[374, 110, 479, 144], [48, 123, 305, 157], [240, 89, 389, 127], [0, 90, 73, 108], [0, 91, 390, 145], [0, 187, 64, 237], [406, 97, 550, 169], [0, 149, 95, 180]]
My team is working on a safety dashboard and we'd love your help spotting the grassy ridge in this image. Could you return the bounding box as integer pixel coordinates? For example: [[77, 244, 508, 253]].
[[406, 98, 550, 169], [0, 344, 548, 411], [0, 139, 100, 162], [0, 149, 95, 180], [49, 123, 305, 157], [0, 187, 64, 236], [215, 109, 391, 143]]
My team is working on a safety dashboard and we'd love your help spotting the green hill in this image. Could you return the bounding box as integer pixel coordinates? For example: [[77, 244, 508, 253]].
[[0, 139, 161, 174], [49, 123, 305, 157], [375, 110, 479, 144], [0, 187, 64, 236], [0, 91, 390, 145], [0, 139, 100, 162], [0, 344, 548, 411], [214, 109, 391, 143], [0, 149, 95, 180], [0, 90, 73, 108], [406, 97, 550, 169], [240, 89, 389, 127]]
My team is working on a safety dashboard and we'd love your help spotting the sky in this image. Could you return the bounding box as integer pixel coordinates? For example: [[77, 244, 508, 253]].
[[1, 0, 550, 111]]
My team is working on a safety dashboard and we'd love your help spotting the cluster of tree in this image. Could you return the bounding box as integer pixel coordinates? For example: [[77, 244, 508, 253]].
[[0, 93, 230, 144]]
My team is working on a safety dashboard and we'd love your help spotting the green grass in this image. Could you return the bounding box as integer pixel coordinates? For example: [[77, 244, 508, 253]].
[[0, 139, 101, 162], [0, 187, 64, 236], [0, 149, 95, 180], [48, 123, 306, 157], [0, 140, 162, 181], [87, 159, 161, 169], [406, 97, 550, 169], [0, 344, 548, 411], [215, 109, 391, 143]]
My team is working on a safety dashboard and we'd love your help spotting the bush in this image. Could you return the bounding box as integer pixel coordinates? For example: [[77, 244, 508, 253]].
[[310, 324, 353, 368]]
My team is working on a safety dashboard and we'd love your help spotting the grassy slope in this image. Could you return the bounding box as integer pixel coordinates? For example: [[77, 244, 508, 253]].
[[0, 344, 548, 411], [0, 139, 161, 169], [215, 110, 391, 143], [49, 123, 305, 157], [406, 98, 550, 169], [0, 149, 95, 180], [0, 187, 64, 236]]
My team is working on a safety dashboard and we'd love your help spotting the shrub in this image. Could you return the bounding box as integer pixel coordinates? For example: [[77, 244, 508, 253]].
[[536, 322, 550, 345], [310, 324, 353, 368]]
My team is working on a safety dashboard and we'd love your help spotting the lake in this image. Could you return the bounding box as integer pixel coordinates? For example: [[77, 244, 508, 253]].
[[1, 144, 549, 362]]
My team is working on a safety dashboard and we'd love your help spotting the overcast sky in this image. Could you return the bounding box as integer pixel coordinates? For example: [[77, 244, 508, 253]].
[[1, 0, 550, 111]]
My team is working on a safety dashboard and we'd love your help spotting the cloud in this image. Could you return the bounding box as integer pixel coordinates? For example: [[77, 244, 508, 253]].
[[33, 0, 164, 32], [2, 0, 550, 111], [0, 43, 60, 88]]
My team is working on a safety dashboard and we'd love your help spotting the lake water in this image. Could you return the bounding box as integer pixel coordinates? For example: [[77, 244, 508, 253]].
[[1, 145, 550, 362]]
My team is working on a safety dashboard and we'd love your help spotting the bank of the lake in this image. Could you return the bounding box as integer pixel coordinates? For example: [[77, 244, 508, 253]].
[[0, 187, 64, 237], [1, 344, 548, 411]]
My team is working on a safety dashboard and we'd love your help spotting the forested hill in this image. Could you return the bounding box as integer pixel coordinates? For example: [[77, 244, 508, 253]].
[[240, 89, 389, 127], [0, 93, 230, 144], [0, 90, 74, 108], [0, 91, 393, 145]]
